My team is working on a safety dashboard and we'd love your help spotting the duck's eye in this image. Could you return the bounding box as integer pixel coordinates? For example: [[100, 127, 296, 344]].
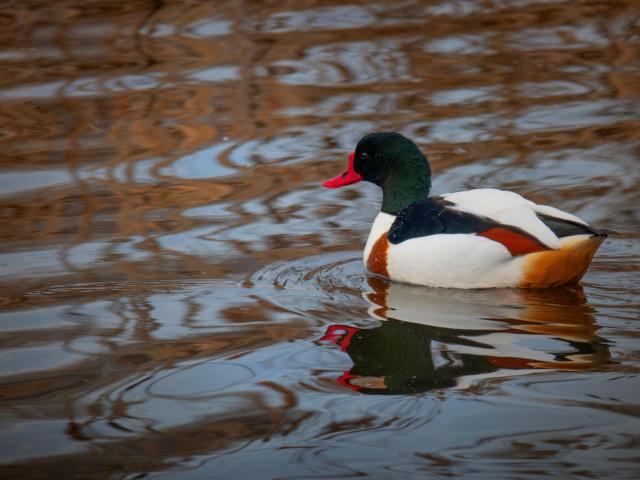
[[360, 152, 369, 160]]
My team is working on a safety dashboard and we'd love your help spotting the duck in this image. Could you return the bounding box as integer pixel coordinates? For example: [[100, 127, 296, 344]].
[[323, 132, 608, 289]]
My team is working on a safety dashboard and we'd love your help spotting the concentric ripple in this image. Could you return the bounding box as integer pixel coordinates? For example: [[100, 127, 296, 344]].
[[249, 251, 366, 308]]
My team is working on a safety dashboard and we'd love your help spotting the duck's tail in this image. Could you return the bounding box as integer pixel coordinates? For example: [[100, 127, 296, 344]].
[[519, 235, 605, 288]]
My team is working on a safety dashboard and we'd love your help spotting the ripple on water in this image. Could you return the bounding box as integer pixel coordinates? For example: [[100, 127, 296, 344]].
[[147, 361, 255, 399], [249, 251, 366, 307]]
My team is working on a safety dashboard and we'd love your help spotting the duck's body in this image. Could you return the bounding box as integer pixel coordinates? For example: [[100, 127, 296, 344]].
[[324, 133, 607, 289], [363, 189, 605, 289]]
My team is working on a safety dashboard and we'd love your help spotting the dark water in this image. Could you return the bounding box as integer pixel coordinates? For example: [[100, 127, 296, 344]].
[[1, 1, 639, 478]]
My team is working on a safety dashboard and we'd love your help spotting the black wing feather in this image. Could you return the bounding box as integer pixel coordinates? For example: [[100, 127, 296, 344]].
[[536, 213, 606, 238], [388, 197, 499, 245]]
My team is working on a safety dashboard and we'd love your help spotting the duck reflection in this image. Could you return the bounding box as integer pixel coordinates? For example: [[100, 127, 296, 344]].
[[320, 277, 610, 394]]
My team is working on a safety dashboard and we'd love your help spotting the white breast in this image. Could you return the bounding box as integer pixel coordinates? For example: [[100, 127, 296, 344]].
[[363, 212, 395, 266]]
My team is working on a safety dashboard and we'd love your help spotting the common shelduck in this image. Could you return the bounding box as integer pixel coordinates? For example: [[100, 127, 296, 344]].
[[323, 132, 608, 289]]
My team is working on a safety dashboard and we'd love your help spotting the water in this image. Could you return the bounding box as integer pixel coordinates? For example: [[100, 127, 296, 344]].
[[1, 1, 639, 478]]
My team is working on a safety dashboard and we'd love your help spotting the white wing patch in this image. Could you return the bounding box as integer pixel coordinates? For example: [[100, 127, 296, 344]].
[[442, 188, 591, 250]]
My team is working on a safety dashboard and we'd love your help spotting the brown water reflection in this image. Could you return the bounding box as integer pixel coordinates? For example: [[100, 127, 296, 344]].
[[1, 0, 639, 479]]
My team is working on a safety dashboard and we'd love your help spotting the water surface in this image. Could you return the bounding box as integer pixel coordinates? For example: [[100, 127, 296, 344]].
[[1, 1, 639, 478]]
